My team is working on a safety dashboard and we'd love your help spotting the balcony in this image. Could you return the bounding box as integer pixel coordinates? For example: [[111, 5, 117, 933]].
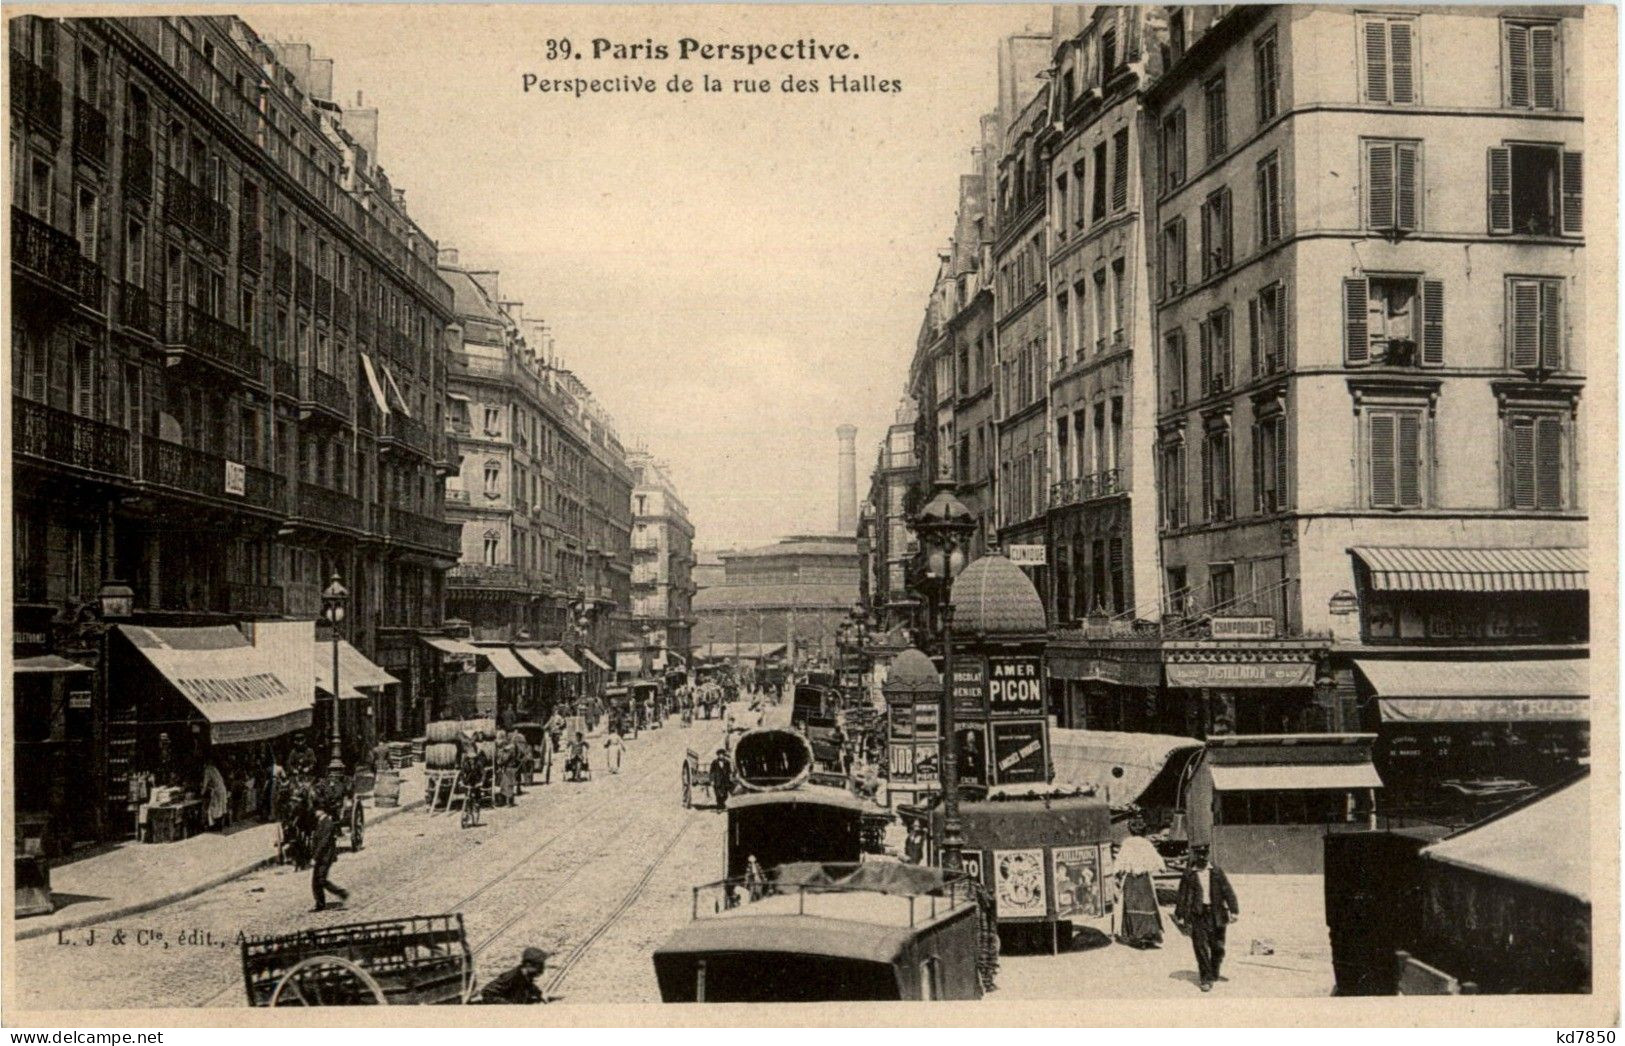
[[333, 287, 353, 328], [285, 581, 322, 618], [72, 98, 108, 167], [1049, 468, 1123, 509], [304, 368, 352, 421], [225, 581, 285, 617], [12, 53, 62, 134], [238, 221, 263, 272], [13, 396, 132, 480], [273, 358, 298, 399], [448, 563, 531, 590], [162, 168, 229, 249], [123, 135, 154, 201], [315, 275, 333, 317], [164, 300, 255, 378], [12, 207, 105, 310], [354, 307, 372, 341], [273, 248, 292, 293], [295, 262, 313, 307], [117, 282, 162, 339], [141, 438, 284, 512], [295, 480, 362, 531], [381, 412, 432, 458], [445, 488, 471, 506], [389, 507, 460, 555]]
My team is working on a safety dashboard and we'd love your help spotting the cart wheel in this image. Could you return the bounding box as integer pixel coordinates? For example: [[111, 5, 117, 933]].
[[270, 955, 387, 1006], [348, 801, 364, 852], [682, 765, 692, 808]]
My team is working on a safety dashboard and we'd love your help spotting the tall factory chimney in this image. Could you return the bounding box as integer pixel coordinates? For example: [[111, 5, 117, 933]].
[[836, 424, 858, 534]]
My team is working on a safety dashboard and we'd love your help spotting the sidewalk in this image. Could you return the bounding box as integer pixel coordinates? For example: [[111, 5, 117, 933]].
[[16, 766, 427, 942]]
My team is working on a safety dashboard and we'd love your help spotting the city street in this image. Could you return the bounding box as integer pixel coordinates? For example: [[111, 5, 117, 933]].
[[14, 713, 741, 1010]]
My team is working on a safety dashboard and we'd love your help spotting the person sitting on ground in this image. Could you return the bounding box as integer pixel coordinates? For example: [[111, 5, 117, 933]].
[[474, 947, 550, 1004]]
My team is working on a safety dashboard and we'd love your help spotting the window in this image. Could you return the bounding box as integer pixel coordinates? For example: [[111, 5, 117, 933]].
[[1504, 412, 1567, 509], [1201, 188, 1233, 277], [1161, 109, 1187, 191], [1256, 152, 1283, 247], [1209, 563, 1236, 611], [1110, 258, 1126, 341], [1093, 269, 1108, 351], [1112, 128, 1130, 211], [1367, 408, 1426, 509], [1202, 425, 1232, 522], [1504, 20, 1559, 110], [1164, 328, 1187, 408], [484, 406, 501, 435], [484, 462, 501, 497], [1343, 276, 1444, 366], [1170, 9, 1187, 60], [1362, 15, 1417, 104], [483, 532, 500, 565], [1249, 282, 1288, 376], [1161, 441, 1187, 528], [1093, 404, 1108, 475], [1092, 142, 1108, 220], [1056, 291, 1071, 366], [125, 218, 146, 285], [1054, 173, 1069, 241], [1166, 566, 1189, 615], [1108, 535, 1126, 613], [78, 45, 100, 102], [1072, 279, 1088, 356], [1160, 217, 1186, 298], [1100, 25, 1118, 77], [1253, 411, 1288, 513], [1365, 139, 1420, 232], [1255, 29, 1280, 125], [1489, 144, 1581, 237], [1506, 277, 1564, 370], [74, 185, 98, 262], [1199, 308, 1232, 395], [1110, 398, 1123, 474], [1204, 73, 1228, 161]]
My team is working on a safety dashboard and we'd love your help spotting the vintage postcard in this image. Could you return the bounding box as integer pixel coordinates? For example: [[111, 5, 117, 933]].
[[2, 2, 1616, 1029]]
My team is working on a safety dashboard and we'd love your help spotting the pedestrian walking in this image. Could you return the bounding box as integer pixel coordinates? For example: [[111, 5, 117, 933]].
[[709, 748, 733, 811], [1172, 845, 1239, 991], [310, 805, 349, 912], [603, 729, 625, 773]]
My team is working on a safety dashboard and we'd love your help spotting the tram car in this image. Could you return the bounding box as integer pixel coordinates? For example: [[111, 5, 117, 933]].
[[723, 727, 868, 879]]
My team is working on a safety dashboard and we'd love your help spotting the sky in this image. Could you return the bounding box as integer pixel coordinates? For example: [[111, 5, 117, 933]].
[[250, 4, 1048, 549]]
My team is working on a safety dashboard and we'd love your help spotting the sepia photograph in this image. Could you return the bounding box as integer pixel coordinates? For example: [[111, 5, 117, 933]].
[[2, 1, 1615, 1027]]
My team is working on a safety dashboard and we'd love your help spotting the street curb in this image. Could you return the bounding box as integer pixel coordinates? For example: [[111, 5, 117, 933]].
[[14, 795, 427, 942]]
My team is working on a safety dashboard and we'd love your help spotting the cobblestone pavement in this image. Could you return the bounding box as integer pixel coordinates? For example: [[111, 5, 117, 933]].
[[13, 710, 739, 1011]]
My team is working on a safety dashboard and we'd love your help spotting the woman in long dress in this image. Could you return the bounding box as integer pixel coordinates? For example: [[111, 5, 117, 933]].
[[1115, 835, 1166, 949]]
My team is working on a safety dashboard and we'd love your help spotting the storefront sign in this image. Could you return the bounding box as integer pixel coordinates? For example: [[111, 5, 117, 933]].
[[1051, 845, 1104, 918], [1165, 660, 1316, 689], [960, 849, 986, 887], [68, 690, 92, 710], [224, 460, 246, 496], [992, 849, 1048, 917], [1048, 652, 1162, 687], [951, 659, 986, 716], [1007, 544, 1046, 567], [1379, 698, 1588, 723], [991, 719, 1047, 785], [1208, 616, 1278, 640], [614, 650, 641, 673], [987, 655, 1043, 716]]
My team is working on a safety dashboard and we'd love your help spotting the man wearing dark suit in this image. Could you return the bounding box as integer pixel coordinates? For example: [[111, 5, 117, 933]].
[[310, 806, 350, 912], [1172, 845, 1239, 991]]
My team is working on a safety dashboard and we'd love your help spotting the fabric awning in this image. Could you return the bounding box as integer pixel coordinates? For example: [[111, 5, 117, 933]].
[[479, 647, 531, 679], [117, 624, 312, 744], [359, 354, 391, 416], [313, 638, 398, 699], [547, 648, 585, 674], [447, 392, 470, 403], [1349, 546, 1588, 592], [1356, 658, 1588, 723], [1050, 729, 1204, 803], [382, 364, 412, 417], [513, 647, 554, 674], [1422, 776, 1589, 902], [422, 637, 482, 657], [580, 648, 612, 671], [14, 654, 94, 675], [1208, 762, 1384, 792]]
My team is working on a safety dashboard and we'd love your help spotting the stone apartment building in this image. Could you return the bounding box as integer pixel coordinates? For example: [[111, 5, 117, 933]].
[[629, 450, 696, 668]]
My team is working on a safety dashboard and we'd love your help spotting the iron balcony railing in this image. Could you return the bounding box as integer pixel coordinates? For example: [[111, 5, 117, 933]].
[[273, 358, 298, 398], [13, 395, 131, 479], [238, 221, 263, 272], [307, 368, 352, 419], [225, 581, 285, 617], [388, 507, 460, 553], [448, 563, 531, 589], [296, 480, 362, 530], [383, 412, 432, 457], [333, 287, 353, 328], [315, 274, 333, 317], [72, 98, 108, 166], [1050, 468, 1123, 508], [162, 167, 229, 249], [295, 261, 313, 306], [117, 282, 162, 339], [164, 300, 254, 377], [11, 52, 62, 134], [122, 135, 154, 201], [273, 248, 293, 292], [12, 206, 105, 309], [141, 438, 283, 512]]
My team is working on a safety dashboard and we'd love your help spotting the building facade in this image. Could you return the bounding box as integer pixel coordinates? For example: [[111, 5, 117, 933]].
[[862, 400, 919, 633], [691, 535, 861, 664], [629, 450, 696, 669], [11, 14, 460, 844]]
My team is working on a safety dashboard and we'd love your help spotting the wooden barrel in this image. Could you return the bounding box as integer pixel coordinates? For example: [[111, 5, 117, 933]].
[[426, 721, 462, 744], [373, 770, 402, 808], [425, 743, 461, 769]]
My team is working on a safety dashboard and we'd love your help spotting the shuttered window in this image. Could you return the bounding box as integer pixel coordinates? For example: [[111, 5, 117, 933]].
[[1368, 409, 1425, 509], [1488, 144, 1580, 236], [1204, 73, 1228, 162], [1201, 188, 1232, 278], [1506, 277, 1564, 370], [1112, 128, 1130, 212], [1344, 276, 1444, 366], [1255, 29, 1280, 125], [1256, 152, 1282, 247], [1164, 327, 1187, 408], [1202, 427, 1232, 522], [1253, 412, 1288, 514], [1362, 16, 1418, 104], [1161, 217, 1186, 298], [1504, 413, 1566, 510], [1161, 109, 1186, 192], [1505, 21, 1560, 110], [1250, 282, 1289, 376], [1365, 139, 1420, 232], [1206, 308, 1233, 395]]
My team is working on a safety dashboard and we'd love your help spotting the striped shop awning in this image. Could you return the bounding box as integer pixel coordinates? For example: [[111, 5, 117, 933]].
[[1349, 546, 1588, 592]]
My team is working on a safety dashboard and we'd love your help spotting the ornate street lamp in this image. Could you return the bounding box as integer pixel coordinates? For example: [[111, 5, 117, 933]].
[[909, 478, 976, 872], [321, 574, 350, 779]]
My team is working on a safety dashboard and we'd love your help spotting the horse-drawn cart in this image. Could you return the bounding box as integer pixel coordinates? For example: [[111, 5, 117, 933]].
[[681, 748, 716, 809], [241, 914, 474, 1006]]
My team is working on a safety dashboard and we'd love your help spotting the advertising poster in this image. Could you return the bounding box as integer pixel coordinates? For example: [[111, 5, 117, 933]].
[[992, 848, 1048, 918], [951, 657, 987, 717], [913, 701, 941, 738], [986, 655, 1044, 716], [957, 724, 989, 786], [889, 702, 914, 738], [889, 742, 916, 781], [913, 744, 939, 782], [960, 849, 986, 889], [1052, 845, 1103, 918], [991, 720, 1047, 785]]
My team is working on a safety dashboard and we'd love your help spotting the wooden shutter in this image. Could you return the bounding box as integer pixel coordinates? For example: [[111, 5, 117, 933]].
[[1390, 21, 1416, 104], [1396, 142, 1418, 231], [1275, 416, 1289, 512], [1112, 135, 1128, 211], [1252, 423, 1264, 513], [1487, 147, 1512, 234], [1510, 417, 1535, 508], [1535, 417, 1563, 509], [1561, 151, 1582, 235], [1274, 282, 1289, 371], [1367, 142, 1395, 228], [1248, 297, 1261, 377], [1397, 412, 1421, 506], [1201, 200, 1214, 279], [1530, 25, 1556, 108], [1422, 279, 1445, 366], [1369, 413, 1396, 507], [1215, 313, 1231, 390], [1509, 279, 1540, 367], [1364, 20, 1389, 102], [1220, 189, 1232, 266], [1199, 319, 1212, 391], [1539, 281, 1562, 369], [1506, 23, 1530, 107], [1201, 435, 1214, 520], [1344, 278, 1370, 365]]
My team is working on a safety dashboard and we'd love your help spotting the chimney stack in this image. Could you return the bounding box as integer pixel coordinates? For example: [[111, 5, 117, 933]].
[[836, 424, 858, 534]]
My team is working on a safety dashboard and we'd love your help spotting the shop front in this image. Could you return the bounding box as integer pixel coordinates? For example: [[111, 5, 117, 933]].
[[306, 632, 401, 765], [1161, 638, 1340, 739], [421, 636, 482, 721], [472, 644, 534, 728], [1046, 634, 1165, 732], [13, 655, 99, 857]]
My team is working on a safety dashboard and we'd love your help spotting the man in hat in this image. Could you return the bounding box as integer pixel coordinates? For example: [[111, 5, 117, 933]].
[[1172, 845, 1239, 991], [709, 747, 733, 811], [475, 947, 551, 1004], [309, 804, 349, 912]]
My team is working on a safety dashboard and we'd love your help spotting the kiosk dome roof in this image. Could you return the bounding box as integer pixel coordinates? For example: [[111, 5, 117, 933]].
[[950, 555, 1046, 639]]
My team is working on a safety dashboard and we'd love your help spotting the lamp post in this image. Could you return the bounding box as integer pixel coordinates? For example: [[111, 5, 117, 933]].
[[909, 479, 976, 872], [321, 574, 349, 779]]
